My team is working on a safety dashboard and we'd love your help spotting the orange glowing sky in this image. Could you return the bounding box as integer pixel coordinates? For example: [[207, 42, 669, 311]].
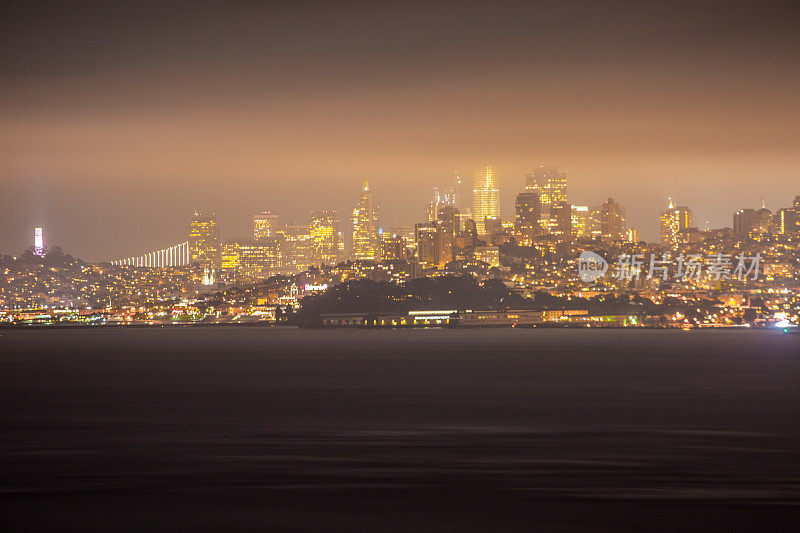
[[1, 1, 798, 259]]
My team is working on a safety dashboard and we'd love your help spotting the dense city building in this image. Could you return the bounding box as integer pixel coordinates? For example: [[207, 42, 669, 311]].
[[309, 210, 341, 266], [779, 201, 800, 234], [571, 205, 589, 237], [5, 182, 800, 332], [526, 166, 567, 231], [661, 199, 693, 247], [483, 216, 503, 238], [415, 220, 453, 268], [188, 211, 221, 268], [550, 201, 573, 238], [277, 224, 314, 273], [514, 192, 541, 245], [351, 179, 380, 261], [472, 165, 499, 235], [380, 235, 406, 261], [253, 211, 279, 241], [599, 198, 626, 241], [733, 205, 771, 237]]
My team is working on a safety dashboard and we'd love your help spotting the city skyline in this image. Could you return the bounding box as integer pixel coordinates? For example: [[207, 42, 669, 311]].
[[7, 172, 800, 264], [2, 2, 799, 260]]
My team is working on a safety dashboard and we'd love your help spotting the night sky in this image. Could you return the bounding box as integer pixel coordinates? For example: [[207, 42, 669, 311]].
[[2, 1, 799, 260]]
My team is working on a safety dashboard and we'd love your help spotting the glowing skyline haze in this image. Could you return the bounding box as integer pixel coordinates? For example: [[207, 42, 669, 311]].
[[1, 1, 798, 260]]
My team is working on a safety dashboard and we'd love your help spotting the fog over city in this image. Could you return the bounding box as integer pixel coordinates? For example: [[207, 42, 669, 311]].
[[1, 1, 798, 261]]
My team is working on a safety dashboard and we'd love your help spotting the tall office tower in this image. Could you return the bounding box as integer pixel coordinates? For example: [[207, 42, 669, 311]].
[[779, 200, 800, 234], [351, 179, 380, 261], [309, 210, 340, 266], [550, 201, 573, 238], [277, 224, 314, 272], [571, 205, 589, 237], [189, 211, 221, 267], [455, 210, 472, 232], [437, 204, 460, 238], [415, 221, 453, 268], [525, 166, 567, 231], [221, 240, 275, 281], [434, 221, 454, 267], [461, 218, 478, 249], [779, 208, 798, 234], [436, 205, 459, 257], [381, 235, 407, 261], [733, 209, 758, 236], [660, 199, 693, 247], [599, 198, 626, 241], [734, 200, 772, 237], [587, 206, 603, 238], [238, 242, 274, 281], [415, 222, 439, 267], [472, 165, 499, 235], [253, 212, 279, 241], [220, 240, 242, 276], [514, 192, 541, 245], [33, 227, 46, 256], [626, 228, 641, 244]]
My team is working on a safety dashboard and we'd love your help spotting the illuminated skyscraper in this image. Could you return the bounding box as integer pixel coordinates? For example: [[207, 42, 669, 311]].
[[571, 205, 589, 237], [472, 165, 499, 235], [461, 219, 478, 250], [599, 198, 626, 241], [220, 239, 275, 282], [660, 199, 693, 247], [586, 206, 603, 238], [253, 212, 279, 241], [779, 204, 800, 234], [437, 204, 460, 238], [526, 166, 567, 231], [188, 211, 221, 267], [220, 240, 242, 275], [514, 192, 540, 245], [239, 241, 276, 280], [733, 200, 772, 237], [415, 220, 452, 268], [550, 201, 573, 238], [277, 224, 314, 273], [351, 179, 380, 261], [309, 210, 340, 266]]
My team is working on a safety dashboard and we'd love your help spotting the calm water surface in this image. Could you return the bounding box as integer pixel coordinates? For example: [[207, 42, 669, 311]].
[[1, 327, 798, 530]]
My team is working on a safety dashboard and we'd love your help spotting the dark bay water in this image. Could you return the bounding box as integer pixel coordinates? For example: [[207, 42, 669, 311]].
[[1, 327, 798, 530]]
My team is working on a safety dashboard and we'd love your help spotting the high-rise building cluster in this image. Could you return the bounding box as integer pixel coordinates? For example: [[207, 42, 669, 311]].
[[184, 165, 640, 282], [179, 168, 800, 288]]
